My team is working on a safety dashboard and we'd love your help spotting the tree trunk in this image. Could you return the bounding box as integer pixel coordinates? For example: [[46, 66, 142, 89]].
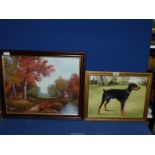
[[23, 81, 27, 99], [12, 83, 17, 97]]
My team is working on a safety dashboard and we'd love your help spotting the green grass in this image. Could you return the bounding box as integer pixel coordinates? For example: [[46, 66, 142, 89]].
[[37, 96, 57, 100], [88, 85, 146, 118]]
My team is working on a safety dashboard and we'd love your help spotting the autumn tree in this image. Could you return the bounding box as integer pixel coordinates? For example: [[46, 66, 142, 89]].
[[16, 56, 55, 99], [3, 56, 21, 96], [69, 73, 79, 99], [55, 77, 68, 91]]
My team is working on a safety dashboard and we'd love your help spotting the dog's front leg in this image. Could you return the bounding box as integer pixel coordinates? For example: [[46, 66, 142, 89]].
[[104, 101, 110, 111], [120, 101, 126, 116]]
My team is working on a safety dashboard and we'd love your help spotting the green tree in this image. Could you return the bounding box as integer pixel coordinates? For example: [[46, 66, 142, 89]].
[[120, 77, 129, 84], [48, 85, 59, 97], [27, 85, 40, 98]]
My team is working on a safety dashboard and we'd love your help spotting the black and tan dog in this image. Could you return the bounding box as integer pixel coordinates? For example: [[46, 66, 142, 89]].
[[97, 83, 140, 116]]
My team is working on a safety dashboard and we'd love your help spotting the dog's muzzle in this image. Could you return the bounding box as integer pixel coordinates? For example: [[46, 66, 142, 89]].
[[134, 86, 140, 90]]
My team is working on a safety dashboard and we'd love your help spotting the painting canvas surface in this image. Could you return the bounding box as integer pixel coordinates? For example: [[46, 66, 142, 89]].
[[2, 55, 81, 116], [87, 75, 149, 119]]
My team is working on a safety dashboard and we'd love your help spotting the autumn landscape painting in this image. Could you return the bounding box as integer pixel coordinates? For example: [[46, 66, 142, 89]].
[[1, 54, 83, 117]]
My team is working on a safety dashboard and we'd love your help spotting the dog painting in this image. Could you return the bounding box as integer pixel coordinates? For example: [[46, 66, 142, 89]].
[[98, 83, 140, 116], [85, 71, 152, 121]]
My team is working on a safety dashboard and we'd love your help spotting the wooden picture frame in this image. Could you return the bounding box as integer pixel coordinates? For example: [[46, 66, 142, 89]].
[[152, 29, 155, 45], [0, 57, 2, 116], [84, 71, 152, 121], [0, 50, 85, 119]]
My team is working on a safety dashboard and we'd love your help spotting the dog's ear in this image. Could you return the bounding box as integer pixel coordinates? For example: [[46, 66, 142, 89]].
[[128, 83, 133, 87], [129, 83, 136, 86], [128, 83, 134, 90], [129, 83, 134, 85], [128, 83, 140, 90]]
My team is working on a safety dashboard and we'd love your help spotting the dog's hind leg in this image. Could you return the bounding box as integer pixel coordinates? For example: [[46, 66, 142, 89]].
[[98, 98, 110, 114], [97, 92, 106, 114], [98, 90, 108, 114], [97, 100, 105, 114]]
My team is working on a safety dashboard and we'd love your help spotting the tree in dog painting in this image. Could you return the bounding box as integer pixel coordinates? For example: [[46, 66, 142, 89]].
[[0, 51, 84, 118], [85, 71, 152, 121]]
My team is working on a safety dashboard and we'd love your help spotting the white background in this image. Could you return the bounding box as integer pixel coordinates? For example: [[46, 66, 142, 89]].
[[0, 0, 155, 155]]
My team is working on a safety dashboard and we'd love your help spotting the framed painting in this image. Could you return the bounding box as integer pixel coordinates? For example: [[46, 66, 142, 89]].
[[85, 71, 152, 121], [151, 19, 155, 45], [0, 50, 85, 119]]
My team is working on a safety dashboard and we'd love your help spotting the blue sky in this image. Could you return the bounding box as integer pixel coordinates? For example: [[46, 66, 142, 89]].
[[37, 57, 80, 94]]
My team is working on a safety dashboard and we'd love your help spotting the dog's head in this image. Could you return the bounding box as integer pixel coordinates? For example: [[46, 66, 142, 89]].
[[128, 83, 140, 91]]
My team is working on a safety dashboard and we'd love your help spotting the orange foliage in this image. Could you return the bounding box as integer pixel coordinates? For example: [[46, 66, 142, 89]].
[[69, 73, 80, 98], [4, 81, 11, 94], [55, 77, 68, 91], [16, 56, 55, 86]]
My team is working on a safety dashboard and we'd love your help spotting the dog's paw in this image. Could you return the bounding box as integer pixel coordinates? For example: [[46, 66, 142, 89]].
[[121, 112, 127, 116], [121, 114, 126, 116], [97, 111, 101, 115]]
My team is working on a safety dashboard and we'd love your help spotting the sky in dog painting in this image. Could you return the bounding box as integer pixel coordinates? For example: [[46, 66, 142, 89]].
[[1, 55, 81, 117], [85, 72, 152, 120]]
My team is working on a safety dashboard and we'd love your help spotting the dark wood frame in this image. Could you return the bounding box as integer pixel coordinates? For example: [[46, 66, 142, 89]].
[[0, 49, 85, 119], [0, 84, 1, 115], [84, 71, 152, 121], [0, 101, 1, 116], [151, 29, 155, 45], [0, 98, 1, 116]]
